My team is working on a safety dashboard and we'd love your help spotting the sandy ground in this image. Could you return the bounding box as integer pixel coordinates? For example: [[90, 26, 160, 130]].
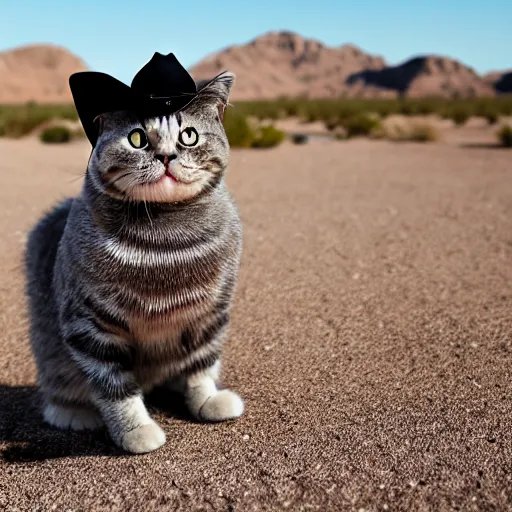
[[0, 134, 511, 511]]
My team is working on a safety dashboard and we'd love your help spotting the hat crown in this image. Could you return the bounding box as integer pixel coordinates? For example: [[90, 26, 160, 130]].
[[130, 52, 197, 98]]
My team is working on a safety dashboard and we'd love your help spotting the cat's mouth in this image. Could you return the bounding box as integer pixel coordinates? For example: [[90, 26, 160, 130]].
[[128, 171, 204, 203], [151, 169, 200, 186], [101, 166, 203, 203]]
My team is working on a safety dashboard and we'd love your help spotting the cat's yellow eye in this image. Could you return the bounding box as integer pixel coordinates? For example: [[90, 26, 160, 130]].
[[128, 128, 148, 149]]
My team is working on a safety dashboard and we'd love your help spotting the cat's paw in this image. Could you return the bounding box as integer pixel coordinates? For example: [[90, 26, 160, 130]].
[[119, 422, 166, 454], [43, 403, 104, 431], [197, 390, 244, 422]]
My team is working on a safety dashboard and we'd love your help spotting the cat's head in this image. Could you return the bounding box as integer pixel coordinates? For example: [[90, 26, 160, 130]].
[[87, 72, 234, 204]]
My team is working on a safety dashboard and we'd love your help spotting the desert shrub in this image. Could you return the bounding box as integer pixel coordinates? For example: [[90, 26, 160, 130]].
[[474, 103, 500, 125], [416, 103, 436, 116], [445, 108, 471, 126], [484, 111, 499, 125], [228, 97, 512, 127], [282, 102, 299, 117], [40, 125, 72, 143], [251, 125, 286, 148], [398, 102, 416, 116], [291, 133, 309, 144], [325, 118, 340, 131], [304, 110, 320, 123], [497, 125, 512, 147], [222, 110, 284, 148], [58, 109, 79, 122], [341, 114, 382, 138], [242, 101, 283, 121], [0, 104, 79, 138], [2, 113, 49, 138], [391, 123, 440, 142], [408, 124, 440, 142], [223, 110, 254, 148]]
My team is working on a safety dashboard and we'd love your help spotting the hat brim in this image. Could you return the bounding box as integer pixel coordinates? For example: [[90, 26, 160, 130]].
[[69, 72, 134, 146]]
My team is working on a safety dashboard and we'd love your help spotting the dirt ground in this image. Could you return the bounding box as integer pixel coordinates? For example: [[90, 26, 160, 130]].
[[0, 132, 511, 511]]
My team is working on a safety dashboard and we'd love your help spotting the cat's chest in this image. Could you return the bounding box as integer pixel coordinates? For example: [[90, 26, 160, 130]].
[[90, 230, 226, 291], [125, 279, 220, 344], [90, 237, 226, 342]]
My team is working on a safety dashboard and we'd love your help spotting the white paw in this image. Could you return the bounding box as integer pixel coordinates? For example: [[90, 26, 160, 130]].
[[43, 403, 104, 431], [197, 390, 244, 422], [119, 422, 166, 454]]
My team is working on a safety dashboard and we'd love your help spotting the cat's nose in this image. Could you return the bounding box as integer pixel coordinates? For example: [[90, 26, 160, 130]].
[[155, 154, 177, 165]]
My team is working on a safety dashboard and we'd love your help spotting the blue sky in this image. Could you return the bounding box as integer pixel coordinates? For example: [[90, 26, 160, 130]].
[[1, 0, 510, 83]]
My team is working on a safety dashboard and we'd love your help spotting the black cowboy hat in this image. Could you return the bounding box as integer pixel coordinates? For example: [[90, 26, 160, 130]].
[[69, 52, 201, 146]]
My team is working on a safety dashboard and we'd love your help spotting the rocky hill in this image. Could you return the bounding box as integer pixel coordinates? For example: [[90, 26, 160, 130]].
[[190, 31, 389, 99], [0, 44, 87, 104], [0, 35, 508, 103], [346, 55, 495, 98], [484, 70, 512, 93]]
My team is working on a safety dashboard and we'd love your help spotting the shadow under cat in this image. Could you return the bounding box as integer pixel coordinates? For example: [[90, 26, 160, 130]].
[[0, 384, 194, 462]]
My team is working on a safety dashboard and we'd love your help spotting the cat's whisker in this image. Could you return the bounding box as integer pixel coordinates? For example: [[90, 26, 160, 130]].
[[67, 173, 87, 184], [143, 199, 153, 226]]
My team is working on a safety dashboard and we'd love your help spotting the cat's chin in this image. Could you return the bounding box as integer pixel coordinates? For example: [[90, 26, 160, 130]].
[[127, 175, 205, 203]]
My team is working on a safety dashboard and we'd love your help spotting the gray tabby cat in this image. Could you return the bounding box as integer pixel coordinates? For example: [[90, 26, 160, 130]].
[[24, 71, 244, 454]]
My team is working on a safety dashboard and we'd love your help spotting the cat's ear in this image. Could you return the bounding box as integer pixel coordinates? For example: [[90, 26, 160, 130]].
[[195, 71, 236, 121]]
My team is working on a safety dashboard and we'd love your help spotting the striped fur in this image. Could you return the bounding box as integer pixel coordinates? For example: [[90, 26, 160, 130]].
[[24, 72, 244, 454]]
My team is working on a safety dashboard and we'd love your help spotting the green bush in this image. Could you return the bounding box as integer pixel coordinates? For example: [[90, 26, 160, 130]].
[[229, 97, 512, 128], [325, 118, 340, 131], [3, 97, 512, 142], [3, 113, 49, 138], [342, 114, 382, 138], [408, 124, 440, 142], [484, 111, 499, 125], [40, 125, 72, 144], [291, 133, 309, 144], [398, 102, 418, 116], [389, 123, 440, 142], [0, 104, 79, 138], [305, 111, 320, 123], [251, 125, 286, 148], [223, 110, 254, 148], [497, 125, 512, 147], [446, 108, 471, 126]]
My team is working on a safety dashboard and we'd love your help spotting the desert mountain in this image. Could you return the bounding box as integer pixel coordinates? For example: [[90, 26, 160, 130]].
[[347, 56, 495, 98], [0, 35, 508, 103], [0, 44, 87, 104], [190, 31, 388, 100], [191, 32, 498, 99], [484, 70, 512, 93]]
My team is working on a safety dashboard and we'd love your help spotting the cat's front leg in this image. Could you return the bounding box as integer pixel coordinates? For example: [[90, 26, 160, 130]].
[[176, 310, 244, 421], [95, 394, 165, 454], [184, 361, 244, 422], [62, 318, 165, 454]]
